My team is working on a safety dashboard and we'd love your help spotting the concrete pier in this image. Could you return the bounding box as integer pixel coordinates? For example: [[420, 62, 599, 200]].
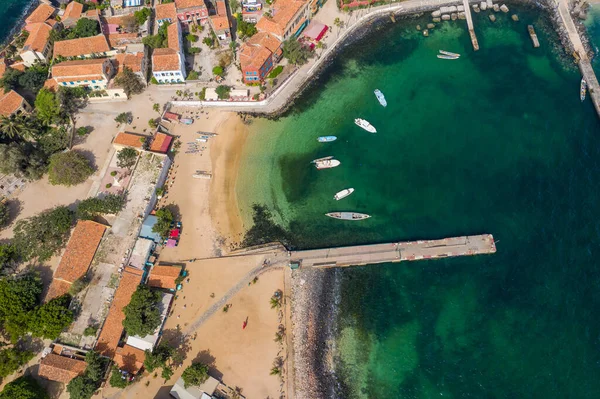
[[463, 0, 479, 50], [290, 234, 496, 268], [528, 25, 540, 48]]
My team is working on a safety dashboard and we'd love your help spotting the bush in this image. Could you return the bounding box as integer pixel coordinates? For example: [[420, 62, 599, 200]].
[[188, 47, 201, 55], [110, 171, 117, 177], [76, 126, 89, 136], [187, 70, 199, 80], [268, 66, 284, 79], [48, 151, 94, 187], [186, 34, 199, 42], [151, 77, 159, 85], [109, 366, 129, 388], [181, 362, 209, 388], [105, 183, 112, 189], [83, 325, 98, 337], [149, 118, 158, 128], [212, 66, 223, 76], [215, 85, 231, 100]]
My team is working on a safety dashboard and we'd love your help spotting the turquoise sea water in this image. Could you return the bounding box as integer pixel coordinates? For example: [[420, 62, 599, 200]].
[[0, 0, 34, 44], [238, 6, 600, 398]]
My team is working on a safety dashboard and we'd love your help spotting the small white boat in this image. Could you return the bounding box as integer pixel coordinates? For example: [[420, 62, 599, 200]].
[[374, 89, 387, 107], [354, 118, 377, 133], [437, 54, 459, 60], [439, 50, 460, 57], [334, 188, 354, 201], [318, 136, 337, 143], [315, 159, 341, 169], [326, 212, 370, 220], [193, 171, 212, 179], [581, 78, 587, 102]]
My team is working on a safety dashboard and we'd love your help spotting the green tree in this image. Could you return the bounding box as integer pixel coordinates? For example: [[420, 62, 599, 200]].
[[56, 87, 88, 116], [181, 362, 209, 388], [0, 143, 47, 180], [161, 366, 174, 381], [35, 89, 62, 125], [0, 348, 34, 379], [186, 34, 199, 42], [282, 39, 312, 65], [0, 68, 23, 93], [134, 8, 151, 25], [13, 206, 74, 261], [230, 0, 240, 12], [116, 147, 138, 169], [109, 366, 128, 388], [236, 16, 257, 39], [0, 114, 37, 140], [212, 66, 224, 76], [215, 85, 231, 99], [114, 112, 132, 125], [152, 207, 174, 239], [28, 294, 73, 339], [143, 343, 174, 372], [84, 350, 105, 382], [142, 23, 169, 48], [76, 194, 125, 220], [66, 376, 96, 399], [48, 151, 94, 186], [0, 201, 9, 228], [202, 36, 214, 48], [114, 67, 145, 98], [0, 271, 42, 340], [37, 125, 70, 156], [17, 65, 49, 92], [122, 285, 162, 337], [73, 18, 100, 38], [0, 243, 18, 271], [0, 375, 49, 399]]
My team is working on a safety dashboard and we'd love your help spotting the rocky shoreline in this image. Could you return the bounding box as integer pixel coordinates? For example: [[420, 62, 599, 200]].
[[291, 267, 344, 399]]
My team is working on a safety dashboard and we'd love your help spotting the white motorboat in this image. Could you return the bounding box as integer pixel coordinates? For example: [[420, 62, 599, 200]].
[[334, 188, 354, 201], [439, 50, 460, 57], [354, 118, 377, 133], [374, 89, 387, 107], [326, 212, 371, 220], [314, 159, 341, 169]]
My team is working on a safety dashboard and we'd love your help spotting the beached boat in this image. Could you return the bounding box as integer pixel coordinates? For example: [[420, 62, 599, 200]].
[[354, 118, 377, 133], [318, 136, 337, 143], [193, 171, 212, 179], [315, 159, 341, 169], [374, 89, 387, 107], [439, 50, 460, 57], [581, 78, 587, 102], [326, 212, 371, 220], [437, 54, 460, 60], [334, 188, 354, 201]]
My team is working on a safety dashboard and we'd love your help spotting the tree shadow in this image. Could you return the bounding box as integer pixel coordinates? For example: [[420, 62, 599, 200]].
[[4, 198, 22, 227], [31, 264, 54, 294], [72, 126, 94, 146], [192, 349, 222, 381], [75, 149, 98, 171], [160, 328, 192, 368], [153, 385, 174, 399]]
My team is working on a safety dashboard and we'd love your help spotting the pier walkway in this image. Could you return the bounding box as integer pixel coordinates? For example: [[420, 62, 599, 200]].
[[463, 0, 479, 50], [290, 234, 496, 268], [556, 0, 600, 117]]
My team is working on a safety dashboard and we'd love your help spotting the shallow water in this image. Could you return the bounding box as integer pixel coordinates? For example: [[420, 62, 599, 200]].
[[0, 0, 35, 44], [238, 6, 600, 398]]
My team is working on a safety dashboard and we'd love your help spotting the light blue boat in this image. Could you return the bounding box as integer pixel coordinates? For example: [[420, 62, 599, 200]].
[[317, 136, 337, 143], [374, 89, 387, 107]]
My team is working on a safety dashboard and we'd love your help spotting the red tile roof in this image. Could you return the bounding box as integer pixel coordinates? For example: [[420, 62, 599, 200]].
[[38, 354, 87, 383], [22, 22, 52, 53], [240, 32, 281, 73], [149, 133, 172, 153], [167, 21, 181, 52], [63, 1, 84, 21], [45, 279, 73, 302], [0, 90, 27, 117], [210, 15, 230, 31], [156, 2, 178, 21], [53, 34, 111, 58], [0, 59, 7, 76], [147, 265, 182, 289], [26, 3, 56, 25], [256, 0, 306, 37], [54, 220, 107, 284], [175, 0, 206, 9], [52, 58, 110, 79], [114, 52, 144, 73], [152, 48, 181, 72], [95, 267, 143, 357], [106, 33, 140, 48], [113, 132, 146, 149], [114, 345, 146, 374]]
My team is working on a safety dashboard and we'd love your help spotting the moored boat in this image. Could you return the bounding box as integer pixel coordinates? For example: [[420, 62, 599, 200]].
[[439, 50, 460, 57], [326, 212, 371, 220], [374, 89, 387, 107], [581, 78, 587, 102], [437, 54, 459, 60], [315, 159, 341, 169], [354, 118, 377, 133], [317, 136, 337, 143], [334, 188, 354, 201]]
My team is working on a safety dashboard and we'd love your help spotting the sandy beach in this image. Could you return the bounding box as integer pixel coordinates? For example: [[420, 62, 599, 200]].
[[99, 110, 287, 399]]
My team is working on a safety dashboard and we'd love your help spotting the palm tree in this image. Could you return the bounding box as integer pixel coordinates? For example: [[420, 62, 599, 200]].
[[270, 296, 281, 309], [0, 114, 37, 141]]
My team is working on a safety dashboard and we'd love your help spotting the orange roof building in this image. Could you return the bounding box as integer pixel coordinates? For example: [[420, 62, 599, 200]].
[[174, 0, 209, 27], [149, 133, 173, 154], [63, 1, 84, 27], [20, 22, 55, 67], [53, 34, 112, 59], [53, 220, 107, 283], [209, 0, 231, 43], [95, 267, 143, 358], [147, 265, 182, 290], [152, 21, 185, 83], [0, 90, 31, 117], [156, 2, 178, 26], [256, 0, 309, 40], [113, 132, 147, 149], [240, 32, 282, 83], [114, 52, 145, 74], [114, 345, 146, 374], [25, 3, 56, 29], [50, 58, 116, 90], [38, 354, 87, 383]]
